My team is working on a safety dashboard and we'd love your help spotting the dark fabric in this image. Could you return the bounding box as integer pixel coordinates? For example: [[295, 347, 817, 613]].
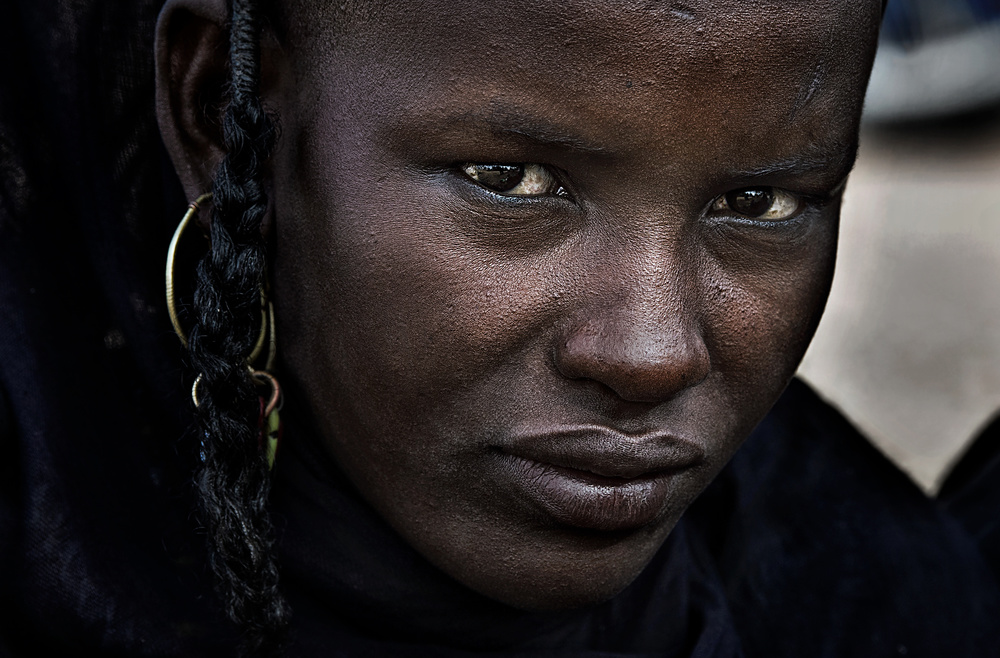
[[0, 0, 228, 655], [939, 410, 1000, 585], [691, 380, 1000, 658], [2, 1, 1000, 656]]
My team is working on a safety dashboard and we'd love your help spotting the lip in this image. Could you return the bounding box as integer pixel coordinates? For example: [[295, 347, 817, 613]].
[[499, 426, 705, 532]]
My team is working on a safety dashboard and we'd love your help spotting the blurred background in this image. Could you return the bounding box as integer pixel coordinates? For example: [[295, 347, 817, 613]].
[[798, 0, 1000, 493]]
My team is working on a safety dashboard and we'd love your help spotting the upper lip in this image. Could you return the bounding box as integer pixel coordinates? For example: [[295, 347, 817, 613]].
[[502, 425, 706, 479]]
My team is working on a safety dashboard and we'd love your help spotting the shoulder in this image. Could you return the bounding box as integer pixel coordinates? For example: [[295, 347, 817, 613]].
[[939, 408, 1000, 588], [687, 379, 1000, 657]]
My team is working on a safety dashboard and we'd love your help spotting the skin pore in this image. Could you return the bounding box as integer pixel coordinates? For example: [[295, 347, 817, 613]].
[[157, 0, 881, 612]]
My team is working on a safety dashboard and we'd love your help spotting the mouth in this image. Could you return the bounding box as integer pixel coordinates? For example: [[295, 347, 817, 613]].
[[498, 426, 706, 532]]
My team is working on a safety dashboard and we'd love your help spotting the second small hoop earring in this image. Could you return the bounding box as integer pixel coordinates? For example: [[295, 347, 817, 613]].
[[190, 367, 282, 468]]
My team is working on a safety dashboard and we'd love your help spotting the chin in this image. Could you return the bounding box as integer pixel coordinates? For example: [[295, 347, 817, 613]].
[[445, 518, 679, 612]]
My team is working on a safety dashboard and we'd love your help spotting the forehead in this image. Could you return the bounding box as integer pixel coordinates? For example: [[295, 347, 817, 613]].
[[283, 0, 880, 88], [277, 0, 880, 176]]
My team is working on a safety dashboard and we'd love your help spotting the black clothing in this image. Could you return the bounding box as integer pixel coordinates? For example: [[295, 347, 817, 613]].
[[2, 1, 999, 655]]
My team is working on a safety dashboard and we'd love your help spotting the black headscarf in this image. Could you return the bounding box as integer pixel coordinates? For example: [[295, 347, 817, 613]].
[[0, 0, 223, 653]]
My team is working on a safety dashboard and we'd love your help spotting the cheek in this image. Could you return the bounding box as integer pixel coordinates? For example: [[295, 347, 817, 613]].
[[282, 193, 549, 384], [271, 137, 564, 479], [699, 213, 839, 410]]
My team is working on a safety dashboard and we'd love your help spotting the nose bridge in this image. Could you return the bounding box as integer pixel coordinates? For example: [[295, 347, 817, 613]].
[[554, 226, 710, 403]]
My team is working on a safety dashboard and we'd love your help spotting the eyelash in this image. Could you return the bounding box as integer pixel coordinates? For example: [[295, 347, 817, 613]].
[[460, 163, 571, 200], [460, 162, 815, 223], [708, 187, 804, 223]]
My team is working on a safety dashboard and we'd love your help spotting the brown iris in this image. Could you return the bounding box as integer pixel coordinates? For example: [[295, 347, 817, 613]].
[[469, 164, 525, 193], [725, 187, 775, 217]]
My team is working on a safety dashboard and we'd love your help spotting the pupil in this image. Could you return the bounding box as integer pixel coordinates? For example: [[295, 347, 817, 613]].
[[475, 164, 524, 192], [726, 187, 774, 217]]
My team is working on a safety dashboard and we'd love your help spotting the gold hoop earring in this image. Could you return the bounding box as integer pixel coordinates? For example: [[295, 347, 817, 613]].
[[165, 193, 211, 349], [165, 193, 270, 362], [167, 193, 283, 468]]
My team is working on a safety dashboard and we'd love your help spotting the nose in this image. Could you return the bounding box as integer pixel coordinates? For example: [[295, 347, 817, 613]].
[[553, 246, 711, 404]]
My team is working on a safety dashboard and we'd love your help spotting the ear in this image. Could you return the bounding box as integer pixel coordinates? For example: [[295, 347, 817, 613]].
[[155, 0, 230, 212]]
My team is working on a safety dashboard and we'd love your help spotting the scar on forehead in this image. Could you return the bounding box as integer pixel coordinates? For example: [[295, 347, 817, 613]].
[[791, 62, 827, 117], [669, 3, 697, 20]]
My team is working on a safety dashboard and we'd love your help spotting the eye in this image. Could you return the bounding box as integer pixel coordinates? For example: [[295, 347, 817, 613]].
[[462, 163, 570, 198], [710, 186, 801, 221]]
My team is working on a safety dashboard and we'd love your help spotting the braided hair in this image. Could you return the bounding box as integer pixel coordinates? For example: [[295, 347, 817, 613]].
[[187, 0, 288, 653]]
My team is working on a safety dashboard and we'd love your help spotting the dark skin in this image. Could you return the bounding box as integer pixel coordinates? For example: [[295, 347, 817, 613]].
[[157, 0, 881, 610]]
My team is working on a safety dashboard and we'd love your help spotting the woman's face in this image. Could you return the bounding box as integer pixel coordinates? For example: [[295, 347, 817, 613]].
[[261, 0, 877, 609]]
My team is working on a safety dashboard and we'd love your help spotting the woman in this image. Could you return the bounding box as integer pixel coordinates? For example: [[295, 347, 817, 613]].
[[1, 0, 998, 656]]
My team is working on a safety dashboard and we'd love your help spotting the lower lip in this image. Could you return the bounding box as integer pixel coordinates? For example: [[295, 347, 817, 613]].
[[503, 455, 677, 532]]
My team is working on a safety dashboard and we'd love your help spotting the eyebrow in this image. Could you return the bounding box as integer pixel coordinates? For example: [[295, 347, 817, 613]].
[[395, 105, 860, 185], [400, 107, 610, 156], [494, 123, 609, 155], [738, 138, 861, 184]]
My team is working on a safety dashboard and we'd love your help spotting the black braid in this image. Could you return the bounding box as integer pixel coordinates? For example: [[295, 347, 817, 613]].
[[188, 0, 288, 654]]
